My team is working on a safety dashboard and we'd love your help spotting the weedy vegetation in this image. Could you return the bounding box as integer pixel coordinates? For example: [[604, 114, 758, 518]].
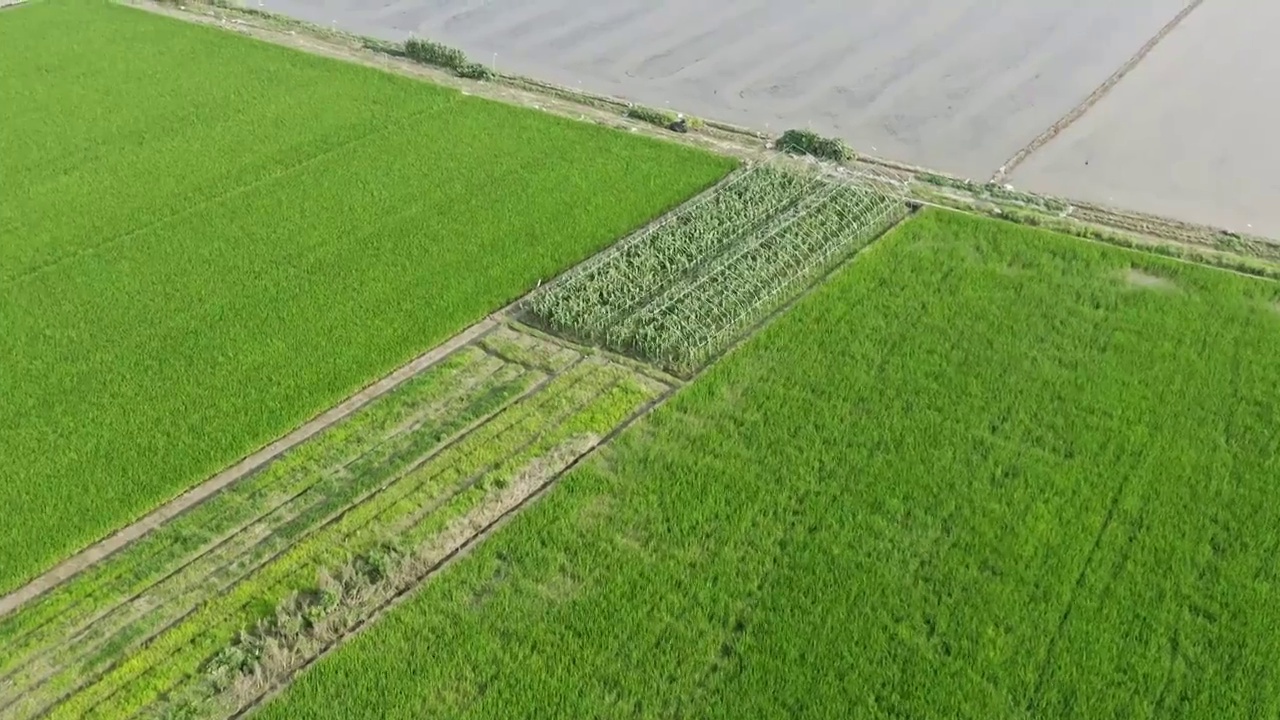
[[263, 210, 1280, 720], [0, 0, 733, 594], [777, 128, 856, 162], [0, 323, 668, 720]]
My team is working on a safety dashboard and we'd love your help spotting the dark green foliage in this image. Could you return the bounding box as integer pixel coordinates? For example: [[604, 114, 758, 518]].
[[778, 128, 855, 162], [402, 37, 467, 69], [455, 61, 494, 80], [625, 105, 678, 127]]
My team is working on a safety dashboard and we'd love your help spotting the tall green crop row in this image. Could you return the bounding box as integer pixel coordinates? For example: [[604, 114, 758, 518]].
[[617, 183, 905, 371], [527, 163, 904, 373], [527, 165, 818, 338]]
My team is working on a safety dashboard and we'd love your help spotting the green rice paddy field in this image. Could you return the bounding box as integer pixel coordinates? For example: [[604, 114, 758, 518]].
[[0, 0, 733, 594], [264, 211, 1280, 719]]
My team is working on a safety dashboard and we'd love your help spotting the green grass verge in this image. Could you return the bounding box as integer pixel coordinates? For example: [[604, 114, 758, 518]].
[[262, 210, 1280, 719], [0, 0, 734, 593]]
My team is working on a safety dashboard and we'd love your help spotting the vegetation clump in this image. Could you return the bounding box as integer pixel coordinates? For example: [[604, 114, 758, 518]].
[[402, 37, 467, 69], [777, 128, 855, 162], [625, 104, 705, 133]]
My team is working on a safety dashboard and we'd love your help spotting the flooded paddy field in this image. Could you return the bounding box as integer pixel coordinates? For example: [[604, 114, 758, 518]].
[[1011, 0, 1280, 238], [260, 0, 1184, 180]]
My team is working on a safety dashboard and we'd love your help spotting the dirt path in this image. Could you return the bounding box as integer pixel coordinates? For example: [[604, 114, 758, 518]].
[[990, 0, 1206, 183], [0, 316, 497, 619]]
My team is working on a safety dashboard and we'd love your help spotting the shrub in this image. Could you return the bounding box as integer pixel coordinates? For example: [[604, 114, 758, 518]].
[[625, 105, 679, 127], [456, 61, 494, 80], [778, 129, 855, 162], [402, 38, 467, 69]]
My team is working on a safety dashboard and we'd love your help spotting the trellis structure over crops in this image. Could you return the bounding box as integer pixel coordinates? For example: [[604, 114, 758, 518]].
[[525, 158, 908, 373]]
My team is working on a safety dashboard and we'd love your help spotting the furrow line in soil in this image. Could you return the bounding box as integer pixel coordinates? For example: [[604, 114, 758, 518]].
[[991, 0, 1206, 182]]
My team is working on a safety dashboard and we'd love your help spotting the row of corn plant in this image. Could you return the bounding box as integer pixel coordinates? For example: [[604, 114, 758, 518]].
[[620, 184, 905, 372], [527, 162, 906, 374], [526, 164, 822, 340]]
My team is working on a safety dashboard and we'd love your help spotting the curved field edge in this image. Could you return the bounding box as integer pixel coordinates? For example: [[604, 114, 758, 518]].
[[0, 0, 736, 595], [259, 210, 1280, 720]]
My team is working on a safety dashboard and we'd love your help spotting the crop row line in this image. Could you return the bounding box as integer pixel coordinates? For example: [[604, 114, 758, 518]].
[[41, 359, 622, 719], [0, 350, 511, 684]]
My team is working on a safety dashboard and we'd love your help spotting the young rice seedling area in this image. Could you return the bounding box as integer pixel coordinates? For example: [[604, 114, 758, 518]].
[[3, 2, 1279, 719]]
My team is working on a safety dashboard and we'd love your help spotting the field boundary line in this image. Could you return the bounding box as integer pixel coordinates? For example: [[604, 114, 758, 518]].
[[991, 0, 1206, 183], [229, 376, 679, 718], [0, 314, 504, 619]]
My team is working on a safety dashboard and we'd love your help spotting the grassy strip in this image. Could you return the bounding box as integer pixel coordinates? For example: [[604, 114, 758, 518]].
[[261, 210, 1280, 720], [476, 325, 581, 374], [916, 172, 1071, 214], [0, 0, 734, 594]]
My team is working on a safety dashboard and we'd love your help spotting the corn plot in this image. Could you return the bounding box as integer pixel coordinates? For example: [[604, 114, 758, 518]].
[[526, 162, 906, 373]]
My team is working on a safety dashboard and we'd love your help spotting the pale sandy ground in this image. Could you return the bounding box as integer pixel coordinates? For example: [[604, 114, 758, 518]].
[[1011, 0, 1280, 238], [258, 0, 1183, 180]]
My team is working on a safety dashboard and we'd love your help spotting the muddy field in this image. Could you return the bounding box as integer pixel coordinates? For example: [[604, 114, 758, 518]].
[[1011, 0, 1280, 238], [259, 0, 1183, 181]]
